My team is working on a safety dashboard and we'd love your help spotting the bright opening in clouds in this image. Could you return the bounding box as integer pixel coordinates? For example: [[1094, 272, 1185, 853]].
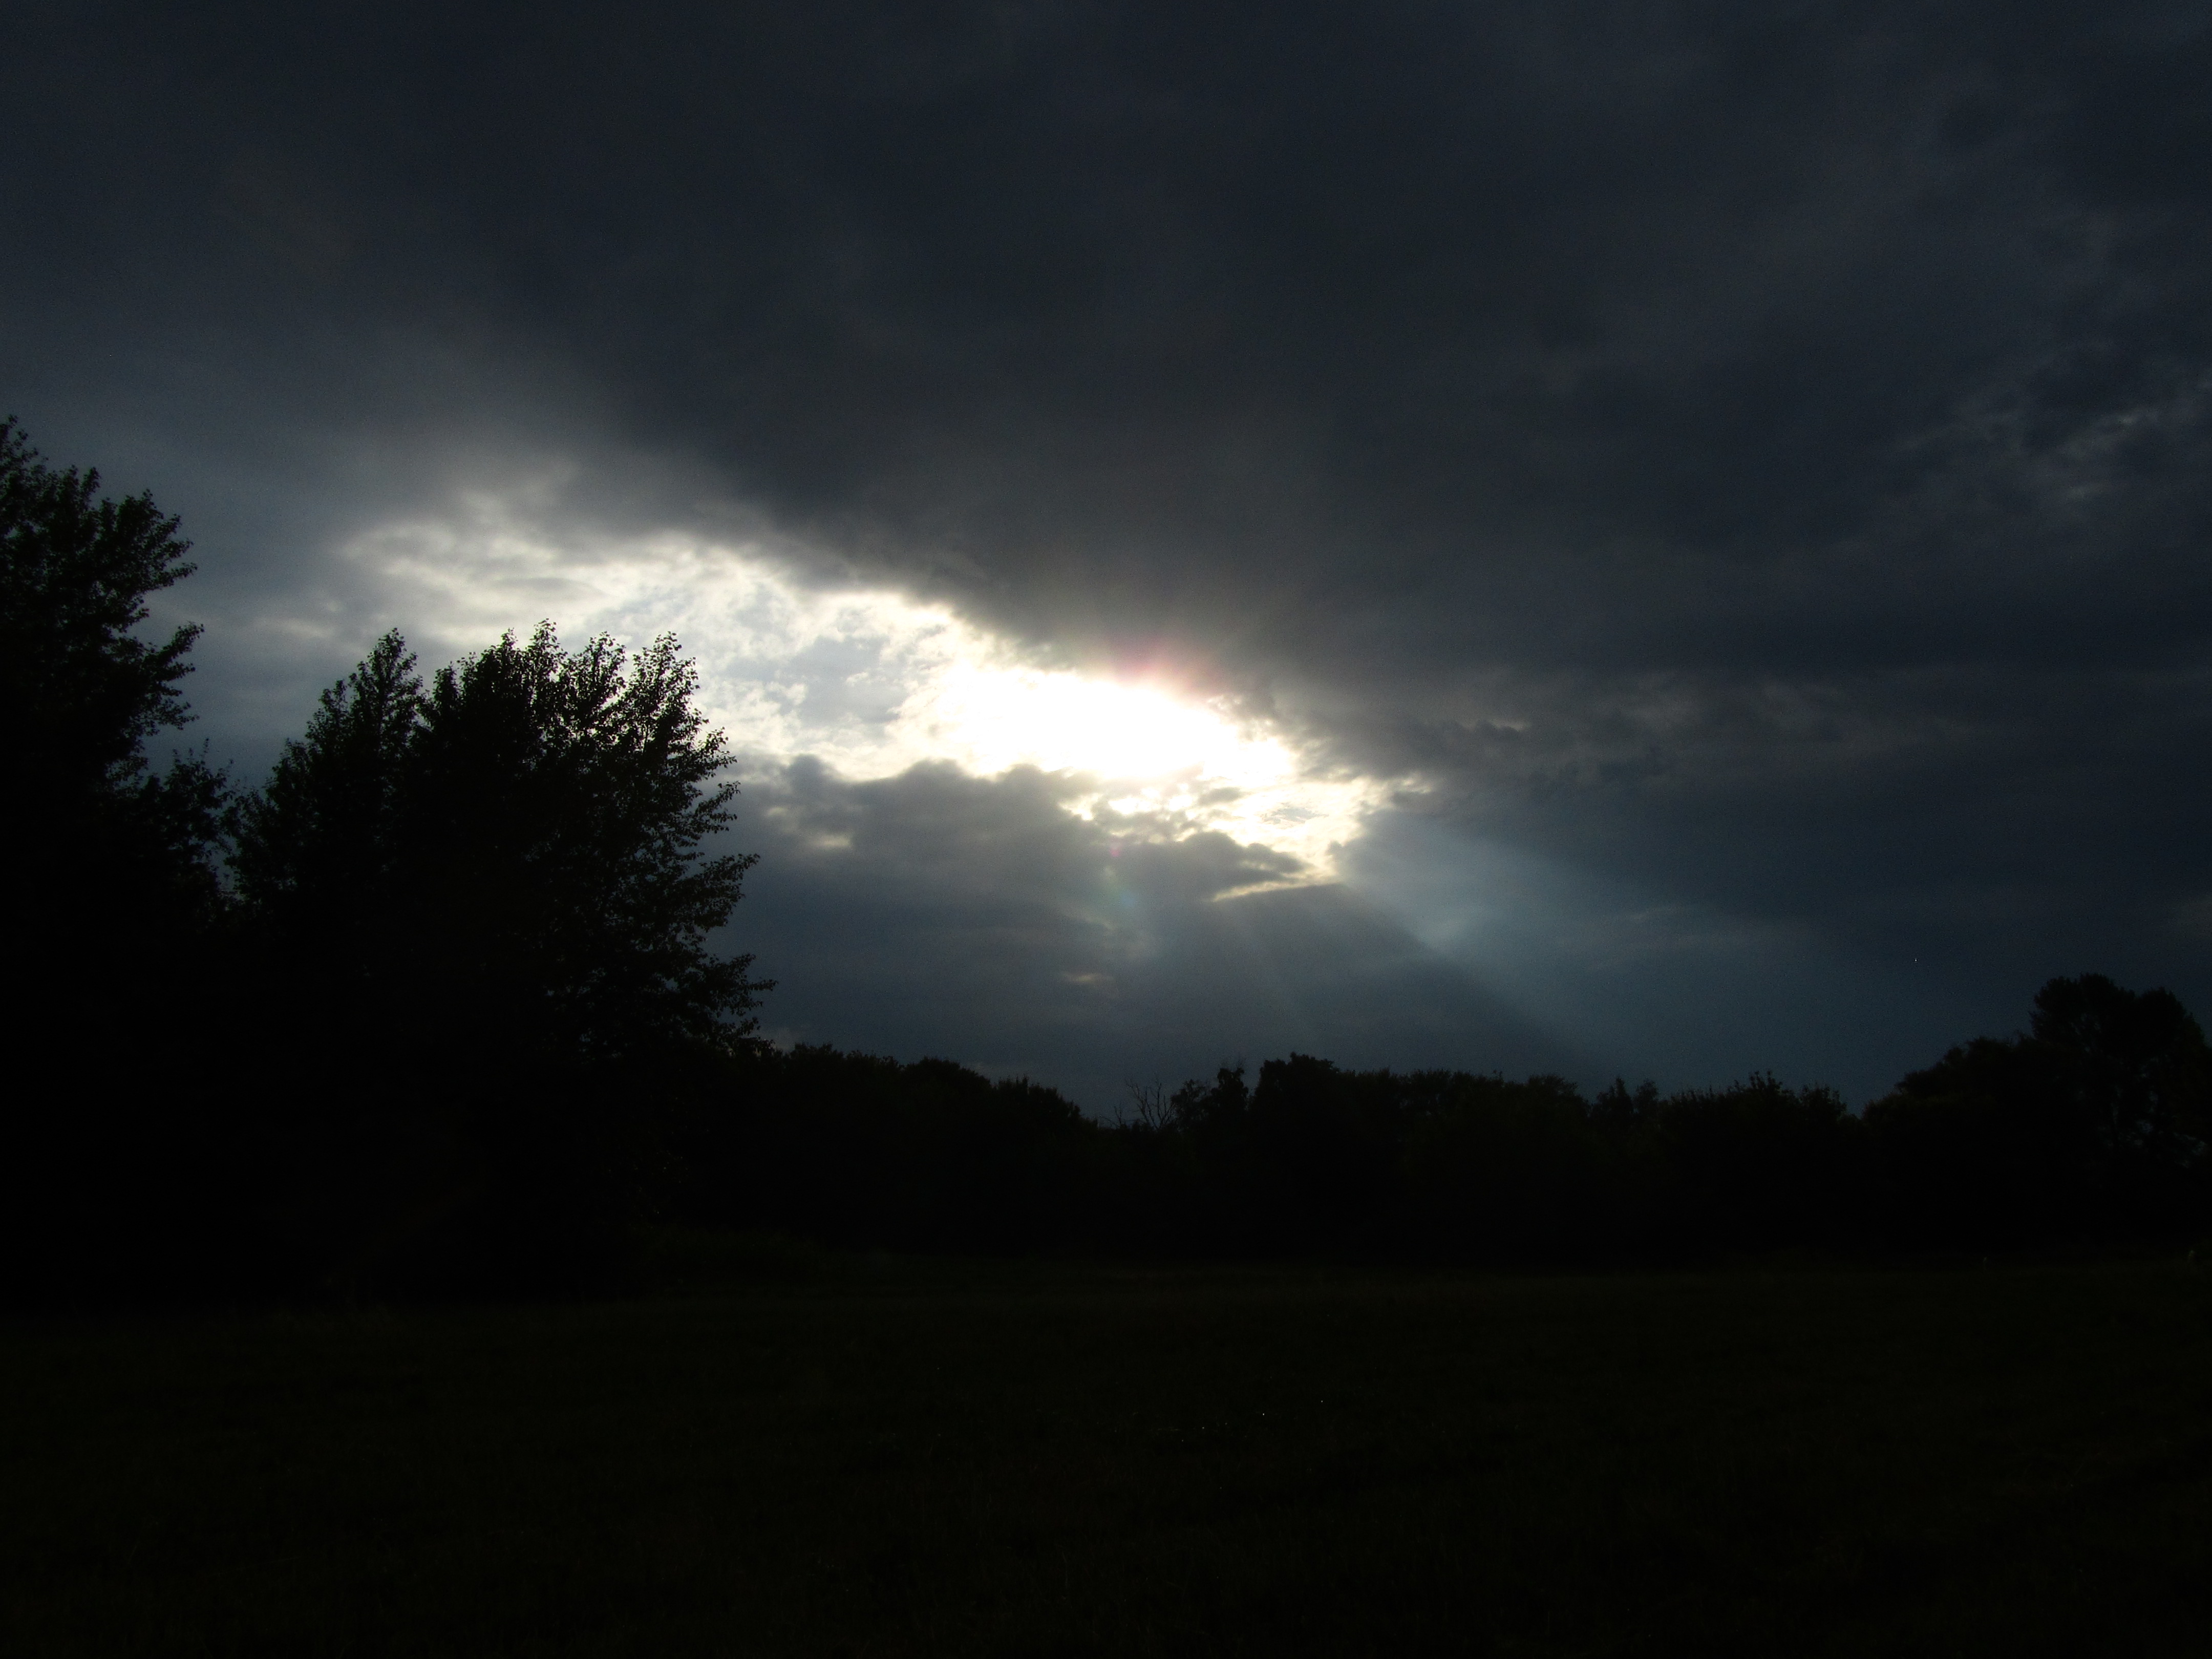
[[336, 491, 1387, 876]]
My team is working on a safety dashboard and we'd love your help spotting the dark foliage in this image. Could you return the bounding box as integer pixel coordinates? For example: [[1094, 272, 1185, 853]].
[[1, 420, 231, 1304], [1867, 974, 2212, 1247], [0, 417, 227, 958], [227, 625, 770, 1297], [1, 421, 210, 806], [233, 625, 763, 1061], [664, 977, 2207, 1265], [678, 1047, 1101, 1253]]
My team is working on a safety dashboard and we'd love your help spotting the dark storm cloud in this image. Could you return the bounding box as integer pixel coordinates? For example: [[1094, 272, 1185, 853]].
[[7, 0, 2212, 1089], [724, 761, 1577, 1109]]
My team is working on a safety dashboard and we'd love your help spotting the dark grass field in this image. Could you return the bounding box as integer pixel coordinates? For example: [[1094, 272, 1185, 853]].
[[6, 1251, 2210, 1657]]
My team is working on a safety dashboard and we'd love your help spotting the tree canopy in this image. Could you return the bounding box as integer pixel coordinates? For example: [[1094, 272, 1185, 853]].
[[1867, 973, 2211, 1244], [234, 623, 767, 1067], [223, 624, 771, 1293], [0, 416, 225, 949]]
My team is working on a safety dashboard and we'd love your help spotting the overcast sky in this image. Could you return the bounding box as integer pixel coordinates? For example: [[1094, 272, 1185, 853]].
[[9, 1, 2210, 1107]]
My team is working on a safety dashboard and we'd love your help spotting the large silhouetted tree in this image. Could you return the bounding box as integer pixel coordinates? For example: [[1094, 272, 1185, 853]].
[[2, 419, 230, 1303], [0, 417, 225, 961], [234, 622, 765, 1062], [230, 623, 768, 1291]]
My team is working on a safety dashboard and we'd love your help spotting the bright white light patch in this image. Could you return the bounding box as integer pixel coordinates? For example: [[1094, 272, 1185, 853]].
[[913, 663, 1289, 785], [332, 494, 1385, 873]]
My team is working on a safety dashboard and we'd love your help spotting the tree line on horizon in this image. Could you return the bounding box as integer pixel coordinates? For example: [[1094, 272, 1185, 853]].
[[5, 418, 2209, 1307]]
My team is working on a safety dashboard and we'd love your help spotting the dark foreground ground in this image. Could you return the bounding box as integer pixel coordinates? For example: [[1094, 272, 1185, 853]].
[[5, 1250, 2209, 1657]]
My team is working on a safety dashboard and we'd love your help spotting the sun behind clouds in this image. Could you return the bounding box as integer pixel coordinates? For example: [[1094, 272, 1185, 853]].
[[891, 657, 1376, 871], [339, 511, 1388, 875], [899, 661, 1289, 788]]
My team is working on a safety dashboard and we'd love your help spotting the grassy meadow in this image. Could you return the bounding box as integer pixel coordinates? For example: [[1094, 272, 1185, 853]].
[[5, 1252, 2210, 1656]]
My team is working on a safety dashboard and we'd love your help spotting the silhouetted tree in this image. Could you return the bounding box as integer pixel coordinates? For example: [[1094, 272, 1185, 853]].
[[1868, 974, 2211, 1244], [235, 623, 765, 1060], [1, 419, 233, 1304], [1, 416, 226, 960], [2028, 973, 2210, 1175], [1588, 1077, 1662, 1132], [228, 628, 421, 971], [227, 623, 769, 1292]]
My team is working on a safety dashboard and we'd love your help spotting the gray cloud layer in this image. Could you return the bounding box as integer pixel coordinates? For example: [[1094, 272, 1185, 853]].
[[8, 1, 2210, 1099], [725, 761, 1577, 1108]]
